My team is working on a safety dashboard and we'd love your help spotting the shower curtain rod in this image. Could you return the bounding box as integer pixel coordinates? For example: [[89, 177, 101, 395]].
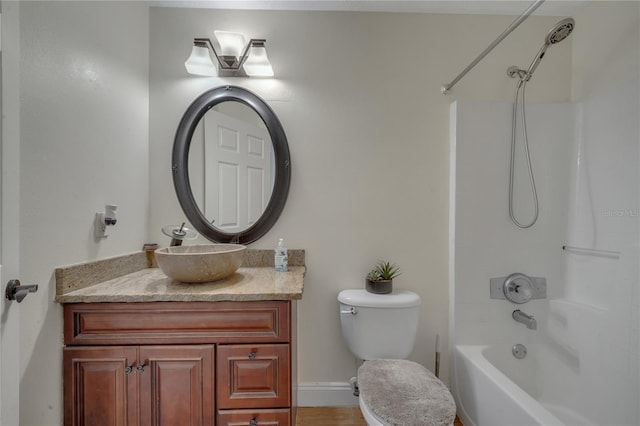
[[441, 0, 545, 95]]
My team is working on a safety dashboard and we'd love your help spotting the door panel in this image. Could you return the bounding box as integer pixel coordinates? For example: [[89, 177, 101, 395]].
[[1, 3, 22, 423], [63, 346, 138, 426], [138, 345, 215, 426], [204, 110, 272, 232]]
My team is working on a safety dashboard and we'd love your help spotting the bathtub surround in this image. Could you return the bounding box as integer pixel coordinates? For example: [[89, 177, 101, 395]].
[[450, 89, 639, 426], [450, 3, 639, 425]]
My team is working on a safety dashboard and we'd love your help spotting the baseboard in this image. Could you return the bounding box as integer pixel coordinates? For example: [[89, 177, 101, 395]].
[[297, 381, 359, 407]]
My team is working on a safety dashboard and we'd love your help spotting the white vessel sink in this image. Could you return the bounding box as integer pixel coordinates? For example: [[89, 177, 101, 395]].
[[155, 244, 247, 283]]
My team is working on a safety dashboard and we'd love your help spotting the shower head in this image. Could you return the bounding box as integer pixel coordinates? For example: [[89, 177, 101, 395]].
[[546, 18, 575, 45], [519, 18, 575, 82]]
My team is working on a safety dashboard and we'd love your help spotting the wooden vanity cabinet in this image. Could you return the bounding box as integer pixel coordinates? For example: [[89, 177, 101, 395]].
[[63, 301, 294, 426], [64, 345, 214, 426]]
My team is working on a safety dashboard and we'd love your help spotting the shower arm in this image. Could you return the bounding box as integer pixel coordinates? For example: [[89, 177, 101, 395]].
[[441, 0, 545, 95]]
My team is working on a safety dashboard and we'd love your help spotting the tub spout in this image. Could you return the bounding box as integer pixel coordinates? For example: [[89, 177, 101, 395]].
[[512, 310, 537, 330]]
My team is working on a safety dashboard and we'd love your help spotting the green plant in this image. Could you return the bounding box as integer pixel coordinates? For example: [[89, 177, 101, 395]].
[[366, 269, 382, 281], [367, 260, 401, 281]]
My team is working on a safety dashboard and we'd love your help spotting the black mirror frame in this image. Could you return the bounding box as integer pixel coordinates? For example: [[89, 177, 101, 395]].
[[172, 85, 291, 245]]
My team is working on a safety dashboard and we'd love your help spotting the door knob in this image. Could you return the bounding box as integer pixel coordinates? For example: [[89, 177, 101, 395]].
[[5, 280, 38, 303]]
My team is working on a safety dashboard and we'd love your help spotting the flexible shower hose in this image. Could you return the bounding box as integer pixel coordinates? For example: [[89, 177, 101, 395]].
[[509, 79, 539, 228]]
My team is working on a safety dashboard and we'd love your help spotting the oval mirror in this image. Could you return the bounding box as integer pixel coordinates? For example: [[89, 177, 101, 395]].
[[172, 85, 291, 244]]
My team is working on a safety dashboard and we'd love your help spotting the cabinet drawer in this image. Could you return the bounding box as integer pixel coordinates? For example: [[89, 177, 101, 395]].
[[217, 409, 290, 426], [217, 344, 290, 409], [64, 301, 290, 345]]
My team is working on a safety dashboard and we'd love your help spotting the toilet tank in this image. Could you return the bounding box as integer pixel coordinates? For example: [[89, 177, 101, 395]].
[[338, 289, 421, 360]]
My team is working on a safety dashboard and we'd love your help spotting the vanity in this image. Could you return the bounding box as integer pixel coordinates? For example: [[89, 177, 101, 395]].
[[55, 85, 299, 425], [56, 250, 304, 426]]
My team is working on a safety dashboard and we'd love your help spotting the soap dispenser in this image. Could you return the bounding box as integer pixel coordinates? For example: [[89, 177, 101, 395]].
[[274, 238, 288, 272]]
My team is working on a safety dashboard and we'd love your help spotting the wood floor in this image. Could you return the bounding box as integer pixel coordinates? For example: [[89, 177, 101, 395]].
[[297, 407, 365, 425], [296, 407, 464, 425]]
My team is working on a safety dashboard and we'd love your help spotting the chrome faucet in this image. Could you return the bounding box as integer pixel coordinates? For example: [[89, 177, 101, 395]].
[[512, 310, 537, 330], [161, 223, 198, 246], [162, 223, 193, 247]]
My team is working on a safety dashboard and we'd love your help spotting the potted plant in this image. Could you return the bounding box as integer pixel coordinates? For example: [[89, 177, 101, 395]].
[[366, 260, 401, 294]]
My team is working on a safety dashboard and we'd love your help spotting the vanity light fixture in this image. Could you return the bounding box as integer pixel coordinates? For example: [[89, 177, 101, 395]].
[[184, 30, 274, 77]]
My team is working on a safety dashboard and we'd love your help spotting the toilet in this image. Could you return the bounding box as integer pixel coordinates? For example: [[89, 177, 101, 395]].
[[338, 289, 456, 426]]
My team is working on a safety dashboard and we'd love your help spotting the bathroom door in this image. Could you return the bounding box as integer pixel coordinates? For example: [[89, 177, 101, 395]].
[[0, 3, 22, 424], [204, 110, 272, 233]]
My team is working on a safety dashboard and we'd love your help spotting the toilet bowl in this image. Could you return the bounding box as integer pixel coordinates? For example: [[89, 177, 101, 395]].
[[359, 395, 385, 426], [338, 289, 456, 426]]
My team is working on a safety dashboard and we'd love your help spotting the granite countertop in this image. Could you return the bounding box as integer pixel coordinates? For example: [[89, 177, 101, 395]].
[[54, 249, 305, 304]]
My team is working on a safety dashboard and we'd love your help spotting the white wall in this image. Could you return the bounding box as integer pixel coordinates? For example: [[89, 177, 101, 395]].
[[148, 7, 571, 398], [571, 1, 640, 102], [17, 1, 149, 424]]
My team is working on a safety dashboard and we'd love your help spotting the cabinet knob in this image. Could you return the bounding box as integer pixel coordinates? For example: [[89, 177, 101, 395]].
[[124, 365, 133, 374], [249, 418, 257, 426], [248, 352, 256, 359], [136, 363, 146, 373]]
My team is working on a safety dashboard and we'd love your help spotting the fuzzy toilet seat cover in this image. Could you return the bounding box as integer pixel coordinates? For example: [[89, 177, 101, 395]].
[[358, 359, 456, 426]]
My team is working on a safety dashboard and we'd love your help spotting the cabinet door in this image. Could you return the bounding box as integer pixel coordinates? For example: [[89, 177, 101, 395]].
[[63, 346, 138, 426], [217, 408, 291, 426], [138, 345, 215, 426], [217, 344, 290, 409]]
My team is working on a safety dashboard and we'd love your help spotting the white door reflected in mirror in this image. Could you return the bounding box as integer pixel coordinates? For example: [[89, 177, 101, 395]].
[[189, 101, 275, 234], [205, 109, 273, 233]]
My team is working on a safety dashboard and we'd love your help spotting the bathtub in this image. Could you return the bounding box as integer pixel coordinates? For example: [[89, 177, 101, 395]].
[[452, 345, 585, 426]]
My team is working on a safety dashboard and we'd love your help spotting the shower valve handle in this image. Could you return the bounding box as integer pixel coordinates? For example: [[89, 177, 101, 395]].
[[490, 274, 546, 303]]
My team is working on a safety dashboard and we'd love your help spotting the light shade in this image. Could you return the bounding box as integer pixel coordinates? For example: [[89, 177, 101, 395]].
[[214, 30, 246, 58], [185, 34, 274, 78], [243, 44, 274, 77], [184, 45, 216, 76]]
